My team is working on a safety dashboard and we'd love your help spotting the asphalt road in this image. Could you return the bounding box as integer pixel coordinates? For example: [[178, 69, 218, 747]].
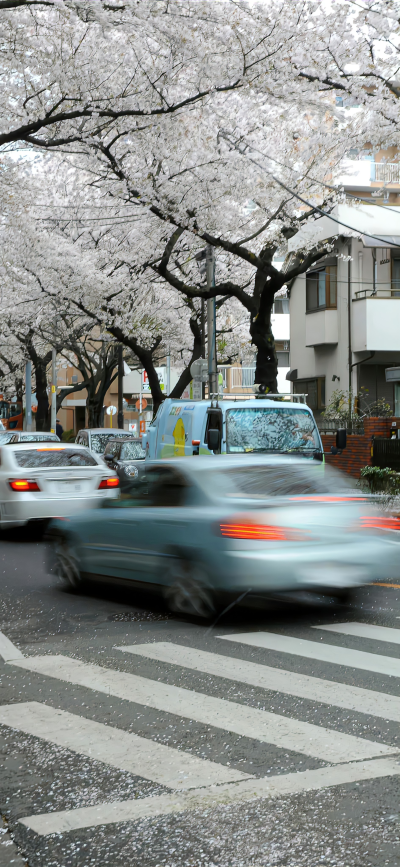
[[1, 529, 400, 867]]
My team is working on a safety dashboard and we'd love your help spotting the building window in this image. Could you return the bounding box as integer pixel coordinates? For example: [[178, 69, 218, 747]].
[[306, 266, 337, 311], [273, 298, 289, 314], [293, 377, 325, 411], [392, 258, 400, 295], [275, 341, 290, 368]]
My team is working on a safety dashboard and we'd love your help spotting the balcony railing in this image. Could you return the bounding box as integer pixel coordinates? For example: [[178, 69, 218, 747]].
[[374, 162, 400, 184], [230, 367, 256, 389], [355, 287, 400, 300]]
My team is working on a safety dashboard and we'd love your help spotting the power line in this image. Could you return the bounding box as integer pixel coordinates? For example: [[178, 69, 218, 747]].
[[220, 132, 400, 249]]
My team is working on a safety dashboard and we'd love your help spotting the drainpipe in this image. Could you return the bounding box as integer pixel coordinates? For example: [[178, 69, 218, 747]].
[[348, 242, 352, 416]]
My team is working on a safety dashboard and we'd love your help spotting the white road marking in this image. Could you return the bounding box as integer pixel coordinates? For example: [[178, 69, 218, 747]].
[[0, 631, 23, 662], [219, 631, 400, 678], [10, 655, 397, 764], [0, 702, 247, 790], [19, 757, 400, 836], [119, 641, 400, 723], [314, 622, 400, 645]]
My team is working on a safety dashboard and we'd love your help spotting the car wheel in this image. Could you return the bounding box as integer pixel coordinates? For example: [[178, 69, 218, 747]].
[[54, 537, 82, 590], [164, 559, 215, 619]]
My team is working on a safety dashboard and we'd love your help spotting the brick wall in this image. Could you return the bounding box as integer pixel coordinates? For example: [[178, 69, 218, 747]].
[[321, 417, 400, 479]]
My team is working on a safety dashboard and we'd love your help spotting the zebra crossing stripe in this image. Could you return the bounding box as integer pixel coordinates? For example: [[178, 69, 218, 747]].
[[10, 655, 398, 763], [0, 630, 23, 662], [19, 757, 400, 836], [313, 622, 400, 645], [218, 631, 400, 677], [0, 702, 247, 789], [118, 641, 400, 723]]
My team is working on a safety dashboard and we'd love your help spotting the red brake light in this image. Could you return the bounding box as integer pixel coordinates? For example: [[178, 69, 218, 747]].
[[218, 519, 308, 541], [192, 439, 200, 446], [9, 479, 40, 492], [98, 477, 119, 489], [359, 516, 400, 531]]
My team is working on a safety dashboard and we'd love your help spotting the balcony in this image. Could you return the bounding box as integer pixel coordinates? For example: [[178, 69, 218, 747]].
[[337, 158, 400, 188], [353, 296, 400, 352], [305, 309, 338, 347]]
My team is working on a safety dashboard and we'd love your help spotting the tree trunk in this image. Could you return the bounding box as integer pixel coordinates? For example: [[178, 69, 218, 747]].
[[250, 311, 278, 394], [87, 398, 105, 429], [35, 360, 50, 431]]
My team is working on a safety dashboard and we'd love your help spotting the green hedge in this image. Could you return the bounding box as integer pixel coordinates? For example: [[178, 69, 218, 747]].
[[360, 465, 400, 495]]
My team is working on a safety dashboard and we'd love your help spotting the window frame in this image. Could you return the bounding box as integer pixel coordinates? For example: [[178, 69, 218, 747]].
[[306, 265, 337, 312]]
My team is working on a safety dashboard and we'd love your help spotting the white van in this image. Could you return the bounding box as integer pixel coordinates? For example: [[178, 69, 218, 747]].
[[142, 396, 324, 460]]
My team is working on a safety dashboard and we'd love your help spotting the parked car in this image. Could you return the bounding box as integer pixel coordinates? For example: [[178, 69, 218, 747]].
[[75, 428, 138, 456], [103, 437, 146, 492], [48, 456, 400, 612], [7, 432, 60, 444], [0, 443, 120, 528]]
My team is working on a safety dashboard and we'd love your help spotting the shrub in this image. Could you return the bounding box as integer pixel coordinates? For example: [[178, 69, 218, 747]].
[[61, 429, 75, 443], [360, 465, 400, 495]]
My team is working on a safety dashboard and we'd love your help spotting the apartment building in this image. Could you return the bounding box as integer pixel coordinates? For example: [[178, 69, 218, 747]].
[[288, 200, 400, 418]]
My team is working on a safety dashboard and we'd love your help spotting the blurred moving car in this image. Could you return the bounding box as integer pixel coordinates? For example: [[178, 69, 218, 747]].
[[0, 443, 119, 528], [76, 428, 138, 456], [48, 456, 400, 612], [103, 436, 146, 492], [6, 432, 60, 444]]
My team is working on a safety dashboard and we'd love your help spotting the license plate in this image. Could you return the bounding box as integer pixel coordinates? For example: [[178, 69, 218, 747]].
[[58, 481, 82, 494], [302, 563, 365, 587]]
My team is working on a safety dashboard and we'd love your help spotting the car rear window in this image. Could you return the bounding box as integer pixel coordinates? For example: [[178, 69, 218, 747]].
[[90, 432, 132, 453], [214, 464, 357, 498], [120, 442, 146, 460], [18, 435, 60, 443], [14, 449, 98, 468]]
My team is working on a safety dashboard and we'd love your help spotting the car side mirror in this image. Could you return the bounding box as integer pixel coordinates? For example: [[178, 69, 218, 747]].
[[207, 428, 221, 451], [336, 429, 347, 450], [104, 453, 113, 462]]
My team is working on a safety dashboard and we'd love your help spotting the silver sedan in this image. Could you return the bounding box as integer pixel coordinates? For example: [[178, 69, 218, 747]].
[[48, 456, 400, 614], [0, 443, 120, 528]]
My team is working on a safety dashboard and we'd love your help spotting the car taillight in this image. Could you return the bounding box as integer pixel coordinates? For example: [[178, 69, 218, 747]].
[[9, 479, 40, 492], [98, 477, 120, 489], [359, 515, 400, 531], [218, 519, 308, 541]]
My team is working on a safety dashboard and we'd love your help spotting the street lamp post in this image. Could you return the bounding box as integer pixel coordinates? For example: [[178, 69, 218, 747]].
[[25, 361, 32, 432], [196, 245, 217, 399], [117, 344, 124, 430]]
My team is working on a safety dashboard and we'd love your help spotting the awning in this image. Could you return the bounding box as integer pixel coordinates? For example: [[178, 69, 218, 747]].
[[362, 235, 400, 249]]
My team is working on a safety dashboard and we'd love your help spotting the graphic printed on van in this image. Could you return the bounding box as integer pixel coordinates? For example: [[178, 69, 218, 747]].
[[161, 409, 193, 457]]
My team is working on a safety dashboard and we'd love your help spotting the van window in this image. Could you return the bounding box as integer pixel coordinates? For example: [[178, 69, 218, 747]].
[[225, 408, 320, 454]]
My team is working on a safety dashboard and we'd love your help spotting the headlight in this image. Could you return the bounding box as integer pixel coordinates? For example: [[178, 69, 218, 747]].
[[124, 464, 138, 478]]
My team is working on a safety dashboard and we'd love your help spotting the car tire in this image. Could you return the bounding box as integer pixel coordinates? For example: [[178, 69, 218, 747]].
[[164, 558, 215, 619], [53, 537, 83, 590]]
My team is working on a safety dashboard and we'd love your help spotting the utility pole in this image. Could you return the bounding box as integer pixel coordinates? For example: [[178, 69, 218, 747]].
[[50, 348, 57, 433], [117, 344, 124, 430], [25, 361, 32, 432], [166, 352, 171, 396], [206, 245, 217, 399]]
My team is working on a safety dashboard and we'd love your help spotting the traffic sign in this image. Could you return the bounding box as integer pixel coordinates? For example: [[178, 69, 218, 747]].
[[135, 398, 147, 411], [106, 405, 117, 416]]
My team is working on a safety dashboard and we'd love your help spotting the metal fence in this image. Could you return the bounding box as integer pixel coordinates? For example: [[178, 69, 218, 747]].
[[317, 418, 365, 435], [372, 437, 400, 472]]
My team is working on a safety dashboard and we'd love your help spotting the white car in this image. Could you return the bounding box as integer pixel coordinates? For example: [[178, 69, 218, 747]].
[[0, 443, 120, 528]]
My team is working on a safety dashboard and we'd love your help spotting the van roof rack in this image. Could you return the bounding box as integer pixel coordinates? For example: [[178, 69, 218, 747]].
[[207, 393, 308, 404]]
